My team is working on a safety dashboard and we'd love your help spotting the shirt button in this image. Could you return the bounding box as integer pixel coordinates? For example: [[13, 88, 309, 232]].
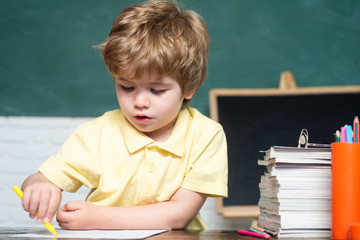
[[148, 146, 157, 152], [149, 164, 155, 173], [145, 186, 151, 194]]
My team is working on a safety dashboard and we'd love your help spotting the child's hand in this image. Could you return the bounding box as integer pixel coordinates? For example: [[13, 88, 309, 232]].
[[21, 172, 62, 224], [57, 200, 98, 229]]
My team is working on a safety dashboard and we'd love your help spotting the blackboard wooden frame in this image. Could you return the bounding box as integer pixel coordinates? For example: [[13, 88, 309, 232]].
[[209, 75, 360, 219]]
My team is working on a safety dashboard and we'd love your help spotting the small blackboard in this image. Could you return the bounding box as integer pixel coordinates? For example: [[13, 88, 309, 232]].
[[209, 83, 360, 218]]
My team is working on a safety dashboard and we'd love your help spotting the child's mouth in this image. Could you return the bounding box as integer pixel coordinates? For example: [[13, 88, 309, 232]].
[[135, 115, 151, 122]]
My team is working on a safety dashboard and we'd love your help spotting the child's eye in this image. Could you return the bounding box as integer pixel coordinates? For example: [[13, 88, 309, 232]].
[[120, 85, 134, 92], [151, 89, 165, 95]]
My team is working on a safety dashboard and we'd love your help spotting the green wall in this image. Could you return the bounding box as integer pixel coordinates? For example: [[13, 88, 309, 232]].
[[1, 0, 359, 116]]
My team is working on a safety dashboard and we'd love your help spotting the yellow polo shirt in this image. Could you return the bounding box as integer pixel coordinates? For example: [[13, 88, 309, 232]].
[[39, 107, 228, 230]]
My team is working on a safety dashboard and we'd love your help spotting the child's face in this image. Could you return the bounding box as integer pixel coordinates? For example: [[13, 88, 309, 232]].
[[114, 73, 194, 142]]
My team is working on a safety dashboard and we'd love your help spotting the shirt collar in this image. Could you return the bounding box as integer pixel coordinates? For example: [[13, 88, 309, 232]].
[[120, 112, 153, 154], [121, 108, 190, 157]]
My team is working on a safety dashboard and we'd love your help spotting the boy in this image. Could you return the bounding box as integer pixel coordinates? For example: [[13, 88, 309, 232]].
[[21, 0, 227, 230]]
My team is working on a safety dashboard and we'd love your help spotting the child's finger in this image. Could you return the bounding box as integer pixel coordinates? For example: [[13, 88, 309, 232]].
[[43, 190, 62, 223], [28, 191, 41, 219], [56, 202, 79, 226], [21, 188, 31, 213], [62, 201, 81, 211], [36, 192, 51, 223]]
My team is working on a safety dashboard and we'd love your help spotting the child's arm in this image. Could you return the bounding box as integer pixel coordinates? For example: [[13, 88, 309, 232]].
[[21, 172, 62, 224], [56, 187, 206, 230]]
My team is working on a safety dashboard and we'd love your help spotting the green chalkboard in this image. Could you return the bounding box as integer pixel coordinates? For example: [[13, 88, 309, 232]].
[[210, 86, 360, 216], [1, 0, 359, 116]]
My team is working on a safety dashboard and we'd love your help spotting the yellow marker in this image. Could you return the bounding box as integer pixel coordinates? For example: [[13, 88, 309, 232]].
[[13, 185, 58, 236]]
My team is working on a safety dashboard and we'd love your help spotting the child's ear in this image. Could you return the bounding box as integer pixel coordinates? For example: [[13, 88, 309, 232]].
[[184, 90, 195, 100]]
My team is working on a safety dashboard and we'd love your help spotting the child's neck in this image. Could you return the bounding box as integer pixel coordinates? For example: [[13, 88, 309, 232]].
[[144, 118, 177, 143]]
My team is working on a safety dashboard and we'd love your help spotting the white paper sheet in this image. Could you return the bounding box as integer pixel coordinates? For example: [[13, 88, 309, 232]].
[[12, 229, 168, 239]]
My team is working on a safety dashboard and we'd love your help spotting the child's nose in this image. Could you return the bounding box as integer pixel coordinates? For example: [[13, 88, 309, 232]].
[[134, 92, 150, 108]]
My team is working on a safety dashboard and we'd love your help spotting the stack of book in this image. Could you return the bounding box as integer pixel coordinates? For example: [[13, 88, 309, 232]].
[[257, 146, 332, 238]]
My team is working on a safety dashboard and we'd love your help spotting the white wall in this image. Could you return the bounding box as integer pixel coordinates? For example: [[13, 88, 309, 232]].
[[0, 115, 250, 229]]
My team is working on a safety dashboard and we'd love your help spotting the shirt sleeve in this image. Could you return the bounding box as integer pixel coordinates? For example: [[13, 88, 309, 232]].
[[182, 124, 228, 198], [38, 124, 100, 192]]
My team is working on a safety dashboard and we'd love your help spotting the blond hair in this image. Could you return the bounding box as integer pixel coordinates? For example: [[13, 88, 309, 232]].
[[97, 0, 209, 104]]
